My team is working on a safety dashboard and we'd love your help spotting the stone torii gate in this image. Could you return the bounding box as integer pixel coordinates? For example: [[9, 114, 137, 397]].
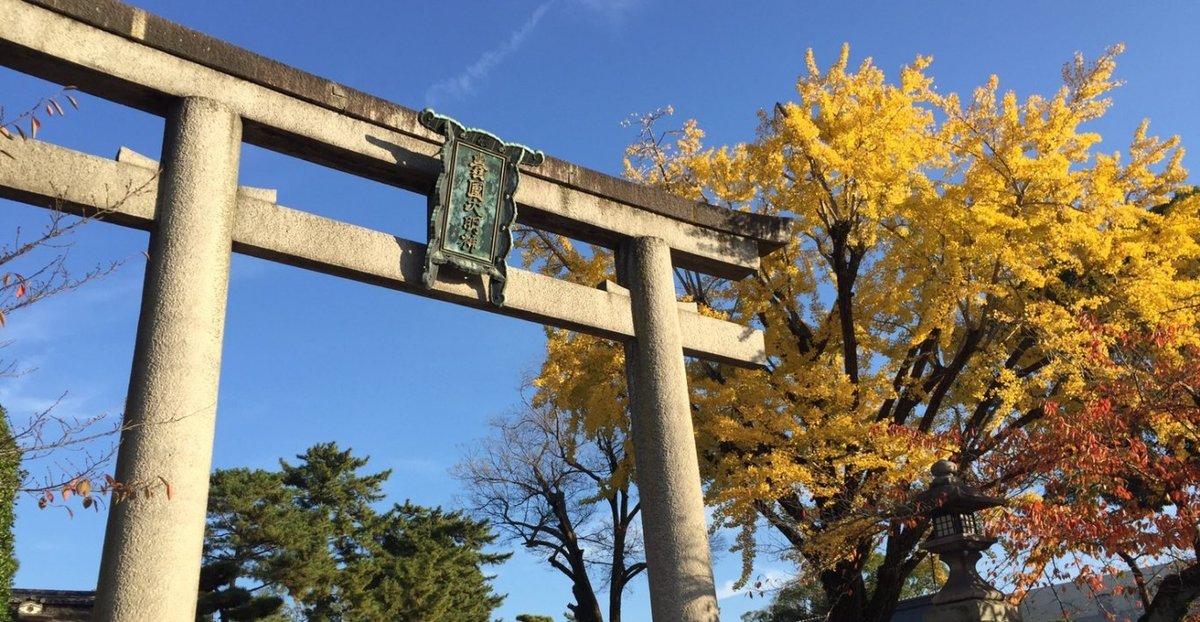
[[0, 1, 789, 620]]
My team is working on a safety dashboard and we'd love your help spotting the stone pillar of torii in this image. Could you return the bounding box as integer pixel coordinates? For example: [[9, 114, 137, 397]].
[[94, 97, 243, 621], [0, 2, 791, 620]]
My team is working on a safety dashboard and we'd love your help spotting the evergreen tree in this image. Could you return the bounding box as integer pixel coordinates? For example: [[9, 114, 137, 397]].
[[198, 468, 294, 621], [199, 443, 508, 622], [277, 443, 389, 619], [358, 503, 508, 621]]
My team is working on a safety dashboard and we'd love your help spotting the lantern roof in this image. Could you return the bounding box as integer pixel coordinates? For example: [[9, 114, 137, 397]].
[[913, 461, 1005, 515]]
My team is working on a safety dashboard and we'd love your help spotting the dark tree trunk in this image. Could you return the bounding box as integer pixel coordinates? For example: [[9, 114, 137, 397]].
[[813, 529, 925, 622], [557, 535, 603, 622], [821, 559, 868, 622], [608, 507, 625, 622], [864, 527, 927, 622], [566, 580, 605, 622], [1138, 562, 1200, 622], [548, 489, 604, 622]]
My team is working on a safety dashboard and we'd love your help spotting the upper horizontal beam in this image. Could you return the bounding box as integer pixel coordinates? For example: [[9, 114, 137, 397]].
[[2, 0, 791, 279], [0, 137, 767, 367]]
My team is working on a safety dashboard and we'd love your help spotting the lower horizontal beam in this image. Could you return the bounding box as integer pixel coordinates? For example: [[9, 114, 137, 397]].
[[0, 138, 766, 367]]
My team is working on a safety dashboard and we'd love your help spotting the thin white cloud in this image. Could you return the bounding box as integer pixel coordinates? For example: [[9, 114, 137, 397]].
[[572, 0, 641, 19], [425, 2, 556, 108]]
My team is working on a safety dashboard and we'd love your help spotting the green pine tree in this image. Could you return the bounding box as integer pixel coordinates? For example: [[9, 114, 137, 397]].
[[199, 443, 508, 622], [197, 467, 296, 622], [359, 502, 508, 621]]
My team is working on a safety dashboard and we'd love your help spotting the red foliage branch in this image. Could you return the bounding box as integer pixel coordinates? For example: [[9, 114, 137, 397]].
[[983, 320, 1200, 618]]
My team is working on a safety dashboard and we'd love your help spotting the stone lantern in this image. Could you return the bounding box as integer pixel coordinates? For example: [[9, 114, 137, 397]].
[[914, 460, 1022, 622]]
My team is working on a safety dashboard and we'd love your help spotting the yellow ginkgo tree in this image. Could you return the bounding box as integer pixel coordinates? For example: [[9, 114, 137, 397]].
[[525, 44, 1198, 622]]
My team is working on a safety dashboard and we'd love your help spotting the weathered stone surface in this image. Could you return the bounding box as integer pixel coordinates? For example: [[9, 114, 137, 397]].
[[923, 598, 1023, 622], [116, 146, 277, 202], [620, 237, 720, 622], [2, 0, 791, 278], [24, 0, 788, 246], [93, 97, 241, 622]]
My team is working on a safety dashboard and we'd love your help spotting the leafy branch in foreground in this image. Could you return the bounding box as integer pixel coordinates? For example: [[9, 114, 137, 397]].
[[0, 86, 79, 159]]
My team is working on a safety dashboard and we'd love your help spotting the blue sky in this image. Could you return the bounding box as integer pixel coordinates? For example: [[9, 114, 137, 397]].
[[2, 1, 1199, 620]]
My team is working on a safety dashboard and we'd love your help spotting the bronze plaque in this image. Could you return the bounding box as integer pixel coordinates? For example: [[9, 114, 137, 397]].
[[419, 110, 543, 306]]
